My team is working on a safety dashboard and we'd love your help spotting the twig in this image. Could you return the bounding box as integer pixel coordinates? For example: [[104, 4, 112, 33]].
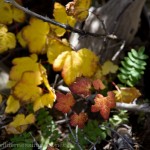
[[84, 136, 98, 150], [64, 114, 83, 150], [5, 0, 117, 40], [116, 102, 150, 113], [99, 125, 134, 150], [111, 40, 126, 61]]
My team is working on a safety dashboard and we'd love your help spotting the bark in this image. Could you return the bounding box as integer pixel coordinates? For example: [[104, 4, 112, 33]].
[[70, 0, 146, 63]]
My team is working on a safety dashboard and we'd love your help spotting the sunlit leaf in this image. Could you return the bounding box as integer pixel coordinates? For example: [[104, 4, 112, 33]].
[[0, 24, 16, 53], [47, 39, 71, 64], [17, 31, 27, 48], [10, 54, 45, 82], [66, 0, 92, 21], [33, 92, 56, 112], [52, 2, 76, 36], [91, 92, 116, 120], [70, 112, 88, 128], [5, 113, 35, 134], [5, 95, 20, 113], [55, 92, 75, 113], [113, 87, 141, 103], [13, 71, 43, 102], [53, 49, 98, 85], [53, 51, 82, 85], [69, 77, 92, 97], [78, 48, 99, 77], [0, 0, 25, 24], [22, 17, 49, 54]]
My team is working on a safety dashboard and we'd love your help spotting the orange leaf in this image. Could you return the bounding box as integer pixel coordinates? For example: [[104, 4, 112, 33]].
[[92, 79, 105, 90], [69, 77, 91, 97], [70, 112, 88, 128], [91, 92, 116, 120], [54, 92, 75, 113]]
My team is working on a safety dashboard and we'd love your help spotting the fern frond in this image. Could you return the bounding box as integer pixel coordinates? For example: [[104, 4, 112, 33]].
[[118, 47, 148, 86]]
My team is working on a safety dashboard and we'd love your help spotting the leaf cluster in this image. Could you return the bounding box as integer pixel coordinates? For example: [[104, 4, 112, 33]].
[[118, 47, 148, 86]]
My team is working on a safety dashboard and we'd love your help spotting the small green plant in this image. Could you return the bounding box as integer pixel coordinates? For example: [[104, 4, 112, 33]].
[[10, 132, 33, 150], [109, 110, 129, 127], [36, 108, 60, 149], [118, 47, 148, 86]]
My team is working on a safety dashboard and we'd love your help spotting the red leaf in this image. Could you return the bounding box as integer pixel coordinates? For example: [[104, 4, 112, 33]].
[[54, 92, 75, 113], [91, 92, 116, 120], [70, 112, 88, 128], [92, 79, 105, 90], [69, 77, 92, 97]]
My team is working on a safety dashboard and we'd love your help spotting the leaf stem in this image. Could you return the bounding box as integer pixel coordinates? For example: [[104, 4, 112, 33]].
[[5, 0, 117, 39], [64, 114, 83, 150]]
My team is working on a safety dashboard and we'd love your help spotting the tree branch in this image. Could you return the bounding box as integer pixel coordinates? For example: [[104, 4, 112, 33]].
[[116, 102, 150, 113], [5, 0, 117, 40]]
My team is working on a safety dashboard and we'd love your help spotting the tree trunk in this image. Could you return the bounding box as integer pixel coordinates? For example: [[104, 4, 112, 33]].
[[70, 0, 146, 63]]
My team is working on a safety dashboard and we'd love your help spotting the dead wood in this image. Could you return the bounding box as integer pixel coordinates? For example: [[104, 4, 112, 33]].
[[70, 0, 146, 63]]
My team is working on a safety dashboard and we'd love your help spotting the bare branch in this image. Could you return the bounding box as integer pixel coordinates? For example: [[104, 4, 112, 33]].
[[116, 102, 150, 113], [4, 0, 117, 40]]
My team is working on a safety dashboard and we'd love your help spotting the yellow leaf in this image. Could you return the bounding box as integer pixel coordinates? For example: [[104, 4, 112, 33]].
[[12, 6, 26, 23], [0, 0, 25, 24], [52, 2, 76, 36], [13, 71, 43, 102], [47, 39, 71, 64], [0, 94, 2, 105], [5, 113, 35, 134], [66, 0, 92, 21], [17, 31, 27, 48], [53, 49, 98, 85], [33, 92, 56, 112], [114, 87, 141, 103], [0, 24, 16, 53], [78, 48, 99, 77], [53, 51, 82, 84], [10, 54, 45, 82], [5, 95, 20, 113], [22, 17, 49, 54], [53, 51, 69, 71], [102, 60, 118, 75]]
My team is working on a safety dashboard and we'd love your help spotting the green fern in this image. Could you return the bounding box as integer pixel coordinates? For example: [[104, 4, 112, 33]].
[[118, 47, 148, 86], [36, 108, 60, 149], [10, 132, 33, 150]]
